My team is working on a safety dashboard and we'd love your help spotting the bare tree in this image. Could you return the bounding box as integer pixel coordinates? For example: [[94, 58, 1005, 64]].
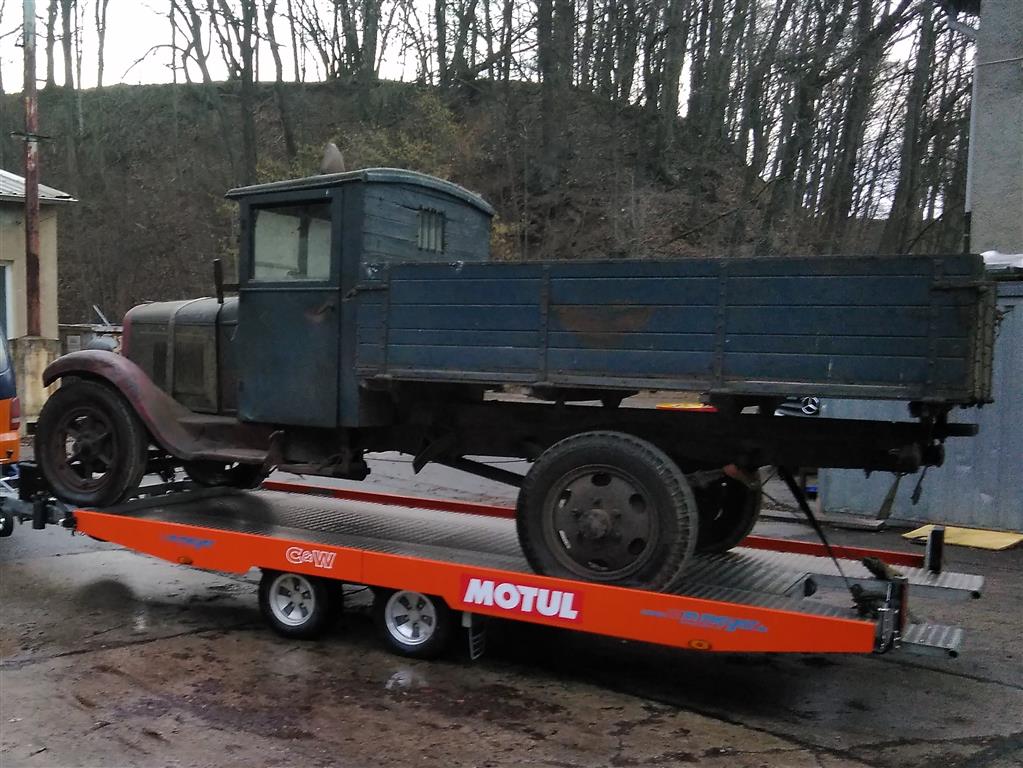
[[45, 0, 57, 87], [264, 0, 298, 158], [59, 0, 74, 89], [881, 0, 937, 252], [95, 0, 109, 86]]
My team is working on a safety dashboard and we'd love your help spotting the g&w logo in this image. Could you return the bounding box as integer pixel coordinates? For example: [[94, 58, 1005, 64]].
[[285, 546, 337, 570], [460, 576, 581, 621]]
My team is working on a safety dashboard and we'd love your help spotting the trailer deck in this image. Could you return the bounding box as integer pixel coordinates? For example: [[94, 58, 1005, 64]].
[[43, 479, 980, 659]]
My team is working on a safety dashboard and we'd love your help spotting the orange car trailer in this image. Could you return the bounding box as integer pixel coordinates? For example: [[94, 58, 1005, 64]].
[[1, 472, 979, 660]]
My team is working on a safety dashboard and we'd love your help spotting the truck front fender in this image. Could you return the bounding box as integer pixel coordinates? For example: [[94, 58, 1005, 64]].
[[43, 351, 271, 464]]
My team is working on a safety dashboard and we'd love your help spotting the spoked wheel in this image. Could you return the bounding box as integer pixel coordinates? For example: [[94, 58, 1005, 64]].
[[373, 588, 453, 659], [517, 432, 698, 591], [184, 460, 267, 489], [694, 475, 763, 554], [35, 380, 149, 507], [258, 570, 334, 639]]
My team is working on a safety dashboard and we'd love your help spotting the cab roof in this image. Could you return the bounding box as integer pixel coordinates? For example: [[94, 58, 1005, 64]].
[[225, 167, 495, 216]]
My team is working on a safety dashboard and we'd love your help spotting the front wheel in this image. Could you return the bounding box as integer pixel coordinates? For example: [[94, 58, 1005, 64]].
[[35, 380, 149, 507], [516, 431, 698, 591], [258, 570, 335, 639]]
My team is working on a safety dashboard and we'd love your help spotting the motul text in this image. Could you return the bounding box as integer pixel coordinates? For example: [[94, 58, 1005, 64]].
[[460, 576, 581, 620]]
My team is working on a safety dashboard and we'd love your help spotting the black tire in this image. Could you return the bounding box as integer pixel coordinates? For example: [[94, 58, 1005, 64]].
[[0, 509, 13, 537], [35, 379, 149, 507], [258, 570, 335, 640], [516, 431, 698, 591], [373, 588, 453, 659], [184, 460, 267, 489], [694, 476, 762, 554]]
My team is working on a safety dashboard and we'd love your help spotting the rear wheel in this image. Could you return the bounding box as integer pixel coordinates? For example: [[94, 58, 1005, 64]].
[[516, 431, 698, 591], [35, 380, 149, 507], [694, 476, 762, 554], [373, 588, 454, 659]]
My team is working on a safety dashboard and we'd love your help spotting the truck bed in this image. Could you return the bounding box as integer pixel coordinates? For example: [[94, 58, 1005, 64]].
[[354, 253, 995, 404]]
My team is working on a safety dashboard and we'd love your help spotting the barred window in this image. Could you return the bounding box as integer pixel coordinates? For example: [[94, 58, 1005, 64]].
[[417, 209, 445, 253]]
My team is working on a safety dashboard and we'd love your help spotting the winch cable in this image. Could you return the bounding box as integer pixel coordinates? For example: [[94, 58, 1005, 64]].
[[777, 466, 865, 611]]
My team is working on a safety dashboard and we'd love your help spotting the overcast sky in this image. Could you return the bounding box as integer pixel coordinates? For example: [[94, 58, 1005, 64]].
[[0, 0, 416, 93]]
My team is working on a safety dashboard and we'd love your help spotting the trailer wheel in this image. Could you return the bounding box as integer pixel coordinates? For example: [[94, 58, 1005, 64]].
[[694, 477, 762, 554], [373, 589, 453, 659], [517, 432, 698, 591], [258, 570, 334, 640], [35, 380, 149, 507]]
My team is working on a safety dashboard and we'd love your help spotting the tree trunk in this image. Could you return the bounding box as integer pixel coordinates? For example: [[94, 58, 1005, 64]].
[[500, 0, 513, 83], [60, 0, 74, 89], [435, 0, 448, 85], [95, 0, 109, 87], [286, 0, 301, 81], [239, 0, 258, 184], [578, 0, 596, 89], [45, 0, 57, 87], [360, 0, 381, 83], [264, 0, 298, 159], [880, 0, 936, 253], [654, 0, 691, 166]]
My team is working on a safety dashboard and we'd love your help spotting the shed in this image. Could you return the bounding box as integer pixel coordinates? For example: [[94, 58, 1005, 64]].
[[0, 169, 76, 339], [819, 275, 1023, 532]]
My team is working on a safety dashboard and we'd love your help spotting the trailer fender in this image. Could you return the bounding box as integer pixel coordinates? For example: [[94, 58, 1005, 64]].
[[42, 350, 271, 463]]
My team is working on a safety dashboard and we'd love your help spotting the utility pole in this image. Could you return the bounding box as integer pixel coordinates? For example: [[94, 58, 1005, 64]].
[[23, 0, 42, 337]]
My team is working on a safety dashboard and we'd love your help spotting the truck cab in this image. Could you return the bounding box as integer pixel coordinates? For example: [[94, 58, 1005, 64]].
[[122, 169, 494, 429]]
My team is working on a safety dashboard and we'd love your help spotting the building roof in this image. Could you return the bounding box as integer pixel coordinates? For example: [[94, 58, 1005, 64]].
[[0, 169, 77, 205], [225, 167, 495, 216]]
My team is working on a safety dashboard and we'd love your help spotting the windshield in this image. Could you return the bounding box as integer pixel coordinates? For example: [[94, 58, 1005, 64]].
[[251, 202, 332, 281]]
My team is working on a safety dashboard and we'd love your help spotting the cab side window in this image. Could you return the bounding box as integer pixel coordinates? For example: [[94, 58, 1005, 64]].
[[252, 202, 332, 281]]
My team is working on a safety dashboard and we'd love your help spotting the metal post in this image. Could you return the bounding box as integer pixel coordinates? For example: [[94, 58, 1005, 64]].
[[23, 0, 42, 338]]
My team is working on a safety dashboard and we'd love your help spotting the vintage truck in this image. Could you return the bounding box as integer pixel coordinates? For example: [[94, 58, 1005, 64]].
[[34, 168, 997, 591]]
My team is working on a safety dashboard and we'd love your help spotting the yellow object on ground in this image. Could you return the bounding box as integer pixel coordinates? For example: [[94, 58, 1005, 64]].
[[903, 524, 1023, 551], [656, 402, 718, 412]]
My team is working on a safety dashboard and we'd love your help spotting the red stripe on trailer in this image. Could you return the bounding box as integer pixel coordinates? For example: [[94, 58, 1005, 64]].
[[260, 479, 923, 567], [73, 508, 877, 655], [261, 479, 517, 519], [741, 535, 924, 568]]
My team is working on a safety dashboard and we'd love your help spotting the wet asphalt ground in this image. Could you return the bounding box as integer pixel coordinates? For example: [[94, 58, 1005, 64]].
[[1, 456, 1022, 768]]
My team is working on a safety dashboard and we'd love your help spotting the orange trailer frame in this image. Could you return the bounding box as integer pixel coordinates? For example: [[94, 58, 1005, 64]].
[[61, 480, 979, 658]]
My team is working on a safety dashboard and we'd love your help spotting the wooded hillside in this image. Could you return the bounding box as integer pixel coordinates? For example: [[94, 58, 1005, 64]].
[[0, 0, 976, 322]]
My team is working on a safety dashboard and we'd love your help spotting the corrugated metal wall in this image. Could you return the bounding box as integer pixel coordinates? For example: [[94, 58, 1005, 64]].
[[820, 278, 1022, 531]]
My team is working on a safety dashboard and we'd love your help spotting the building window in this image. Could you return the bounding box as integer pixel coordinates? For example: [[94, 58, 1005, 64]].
[[417, 209, 445, 253]]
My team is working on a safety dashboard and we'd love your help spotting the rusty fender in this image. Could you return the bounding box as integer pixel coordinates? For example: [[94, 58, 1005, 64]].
[[43, 350, 272, 463]]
